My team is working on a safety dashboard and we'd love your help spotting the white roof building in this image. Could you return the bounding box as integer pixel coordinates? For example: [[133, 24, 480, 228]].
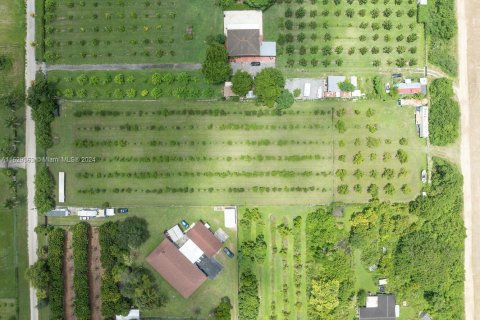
[[166, 225, 184, 243], [366, 296, 379, 308], [224, 207, 237, 228], [223, 10, 263, 36], [106, 208, 115, 216], [179, 239, 204, 263], [78, 209, 98, 218], [58, 172, 65, 203], [416, 106, 429, 138], [116, 309, 140, 320]]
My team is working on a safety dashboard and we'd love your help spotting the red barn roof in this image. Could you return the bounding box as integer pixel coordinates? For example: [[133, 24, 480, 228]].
[[146, 239, 207, 298], [186, 223, 222, 257]]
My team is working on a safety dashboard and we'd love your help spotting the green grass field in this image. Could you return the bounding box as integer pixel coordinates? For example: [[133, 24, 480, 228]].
[[49, 206, 239, 319], [264, 0, 425, 73], [47, 99, 426, 207], [0, 0, 24, 91], [0, 0, 25, 151], [41, 0, 223, 64], [0, 170, 30, 320]]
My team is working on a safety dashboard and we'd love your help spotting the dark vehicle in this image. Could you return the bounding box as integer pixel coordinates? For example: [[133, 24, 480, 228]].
[[117, 208, 128, 213], [392, 73, 402, 78], [223, 247, 235, 258], [181, 219, 190, 229], [251, 61, 261, 66]]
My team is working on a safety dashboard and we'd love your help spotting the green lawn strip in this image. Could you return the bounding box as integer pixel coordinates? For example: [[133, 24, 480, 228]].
[[299, 214, 308, 318], [274, 222, 284, 319], [286, 216, 297, 319], [42, 0, 223, 64], [0, 169, 29, 319], [353, 249, 378, 295]]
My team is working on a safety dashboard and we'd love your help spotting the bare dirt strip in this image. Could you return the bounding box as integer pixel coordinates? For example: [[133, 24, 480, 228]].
[[89, 228, 103, 320], [456, 0, 480, 317], [64, 231, 75, 320]]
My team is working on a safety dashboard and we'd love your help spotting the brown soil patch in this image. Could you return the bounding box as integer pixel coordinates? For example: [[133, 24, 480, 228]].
[[64, 231, 76, 320], [89, 228, 103, 320]]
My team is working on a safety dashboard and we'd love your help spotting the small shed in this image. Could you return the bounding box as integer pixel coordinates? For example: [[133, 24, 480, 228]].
[[166, 225, 184, 243], [214, 228, 229, 243], [224, 207, 237, 228], [419, 311, 433, 320], [58, 172, 65, 203]]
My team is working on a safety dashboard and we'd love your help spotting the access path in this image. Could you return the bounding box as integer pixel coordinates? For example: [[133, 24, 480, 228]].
[[25, 0, 38, 319], [457, 0, 479, 318]]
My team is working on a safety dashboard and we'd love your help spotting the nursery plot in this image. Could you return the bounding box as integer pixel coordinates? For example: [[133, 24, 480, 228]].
[[264, 0, 425, 72], [48, 99, 425, 206], [41, 0, 223, 64], [238, 207, 310, 320]]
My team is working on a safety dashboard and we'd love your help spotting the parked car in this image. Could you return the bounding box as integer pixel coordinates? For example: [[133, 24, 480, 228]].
[[181, 219, 190, 229], [385, 82, 391, 93], [392, 73, 402, 78], [117, 208, 128, 213], [223, 247, 235, 258], [421, 170, 427, 183], [250, 61, 261, 66]]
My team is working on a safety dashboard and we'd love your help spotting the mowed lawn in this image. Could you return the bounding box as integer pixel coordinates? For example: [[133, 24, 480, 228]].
[[49, 207, 239, 319], [42, 0, 223, 64], [0, 170, 30, 320], [263, 0, 425, 73], [47, 99, 426, 207], [0, 0, 25, 148]]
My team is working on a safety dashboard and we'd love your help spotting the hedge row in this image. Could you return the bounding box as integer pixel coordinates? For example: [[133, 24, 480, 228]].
[[71, 222, 91, 320], [47, 228, 65, 320]]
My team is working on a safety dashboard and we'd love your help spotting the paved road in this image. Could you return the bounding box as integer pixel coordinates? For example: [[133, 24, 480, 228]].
[[457, 0, 478, 318], [25, 0, 38, 319], [46, 63, 202, 71]]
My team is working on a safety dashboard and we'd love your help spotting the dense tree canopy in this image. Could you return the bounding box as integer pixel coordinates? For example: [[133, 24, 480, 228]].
[[34, 165, 55, 214], [211, 296, 232, 320], [231, 71, 253, 97], [244, 0, 274, 9], [253, 68, 285, 107], [117, 216, 150, 249], [429, 78, 459, 145], [27, 78, 57, 149], [201, 44, 231, 85], [309, 278, 340, 319], [275, 89, 295, 111]]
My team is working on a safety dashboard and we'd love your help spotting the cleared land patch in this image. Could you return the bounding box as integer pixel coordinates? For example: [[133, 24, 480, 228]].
[[48, 99, 426, 206], [41, 0, 223, 64], [264, 0, 424, 71]]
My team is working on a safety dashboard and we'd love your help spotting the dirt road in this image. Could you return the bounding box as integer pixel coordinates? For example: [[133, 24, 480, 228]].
[[24, 0, 38, 318], [457, 0, 479, 318]]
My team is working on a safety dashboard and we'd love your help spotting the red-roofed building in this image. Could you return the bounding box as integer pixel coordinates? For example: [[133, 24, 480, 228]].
[[186, 222, 223, 257], [146, 239, 207, 298]]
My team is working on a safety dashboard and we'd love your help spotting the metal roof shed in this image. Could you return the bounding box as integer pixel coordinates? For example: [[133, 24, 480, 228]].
[[224, 207, 237, 228], [58, 172, 65, 203]]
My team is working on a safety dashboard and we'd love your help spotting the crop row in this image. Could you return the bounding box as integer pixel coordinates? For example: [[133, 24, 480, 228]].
[[77, 185, 328, 195], [70, 222, 91, 320], [74, 170, 333, 179], [47, 228, 65, 320], [72, 108, 331, 118]]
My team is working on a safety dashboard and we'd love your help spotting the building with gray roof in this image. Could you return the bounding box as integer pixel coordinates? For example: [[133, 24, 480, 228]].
[[226, 29, 260, 57], [359, 294, 397, 320]]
